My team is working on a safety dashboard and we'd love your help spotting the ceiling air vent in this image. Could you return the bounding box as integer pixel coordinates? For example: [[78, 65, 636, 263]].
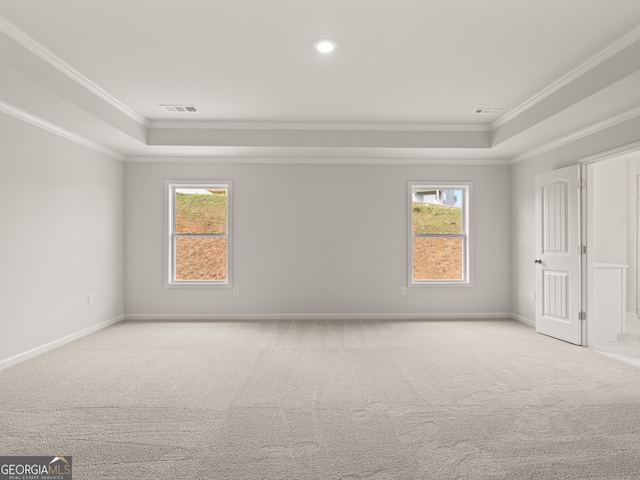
[[161, 105, 199, 113], [474, 108, 501, 114]]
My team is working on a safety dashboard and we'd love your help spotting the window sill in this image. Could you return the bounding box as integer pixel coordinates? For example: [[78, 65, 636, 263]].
[[165, 281, 231, 289], [410, 281, 472, 288]]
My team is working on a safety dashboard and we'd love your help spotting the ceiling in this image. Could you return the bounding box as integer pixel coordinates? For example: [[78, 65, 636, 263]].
[[0, 0, 639, 162]]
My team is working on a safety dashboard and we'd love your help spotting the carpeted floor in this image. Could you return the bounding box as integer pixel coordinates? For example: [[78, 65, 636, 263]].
[[2, 319, 640, 479]]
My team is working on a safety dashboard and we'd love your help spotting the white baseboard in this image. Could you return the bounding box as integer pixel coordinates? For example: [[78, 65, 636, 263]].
[[0, 314, 125, 371], [510, 313, 535, 328], [0, 313, 534, 369], [125, 312, 514, 321]]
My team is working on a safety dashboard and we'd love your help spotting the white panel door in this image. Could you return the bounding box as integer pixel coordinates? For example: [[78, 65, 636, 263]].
[[535, 165, 582, 345]]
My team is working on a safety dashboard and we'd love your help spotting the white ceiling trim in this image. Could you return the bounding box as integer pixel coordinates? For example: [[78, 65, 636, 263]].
[[0, 100, 125, 161], [125, 155, 510, 166], [510, 104, 640, 164], [0, 14, 148, 128], [492, 23, 640, 130], [578, 139, 640, 164], [147, 122, 491, 132]]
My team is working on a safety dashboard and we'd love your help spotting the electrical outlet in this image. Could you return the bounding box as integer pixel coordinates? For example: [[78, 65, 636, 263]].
[[233, 287, 240, 295], [87, 294, 94, 305], [530, 290, 536, 301], [400, 286, 407, 295]]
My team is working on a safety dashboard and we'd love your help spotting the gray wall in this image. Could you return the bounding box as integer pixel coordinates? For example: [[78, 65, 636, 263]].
[[3, 107, 635, 364], [125, 162, 511, 318], [0, 112, 124, 366]]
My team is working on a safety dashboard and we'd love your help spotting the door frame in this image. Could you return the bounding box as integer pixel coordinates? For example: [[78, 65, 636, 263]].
[[582, 162, 589, 347], [580, 144, 640, 347]]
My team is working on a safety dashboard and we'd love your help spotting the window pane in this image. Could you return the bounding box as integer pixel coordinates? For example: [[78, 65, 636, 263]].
[[412, 189, 463, 234], [175, 189, 227, 234], [413, 237, 463, 280], [176, 236, 227, 280]]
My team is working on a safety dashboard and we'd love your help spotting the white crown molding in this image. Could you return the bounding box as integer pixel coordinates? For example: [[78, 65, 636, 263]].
[[577, 139, 640, 165], [0, 14, 148, 128], [493, 24, 640, 130], [511, 105, 640, 164], [0, 100, 125, 160], [147, 121, 491, 132], [125, 155, 510, 166]]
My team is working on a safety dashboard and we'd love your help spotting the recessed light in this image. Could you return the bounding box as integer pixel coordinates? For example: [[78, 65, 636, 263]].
[[314, 39, 337, 54]]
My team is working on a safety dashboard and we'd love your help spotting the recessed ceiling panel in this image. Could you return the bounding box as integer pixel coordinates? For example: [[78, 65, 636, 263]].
[[1, 0, 640, 126]]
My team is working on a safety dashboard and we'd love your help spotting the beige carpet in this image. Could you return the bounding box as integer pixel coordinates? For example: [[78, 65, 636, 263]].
[[2, 319, 640, 479]]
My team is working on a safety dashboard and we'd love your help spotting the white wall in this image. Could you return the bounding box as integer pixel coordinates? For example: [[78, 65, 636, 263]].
[[591, 158, 629, 265], [125, 162, 511, 318], [591, 155, 637, 318], [0, 112, 124, 366]]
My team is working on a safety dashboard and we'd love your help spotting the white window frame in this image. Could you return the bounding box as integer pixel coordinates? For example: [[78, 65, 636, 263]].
[[408, 182, 472, 287], [165, 180, 232, 288]]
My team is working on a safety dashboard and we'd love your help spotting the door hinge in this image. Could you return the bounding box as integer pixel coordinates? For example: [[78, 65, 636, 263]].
[[579, 311, 587, 321], [579, 245, 586, 254], [578, 179, 587, 189]]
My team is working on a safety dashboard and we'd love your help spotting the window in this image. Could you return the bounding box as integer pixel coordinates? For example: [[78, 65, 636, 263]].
[[409, 182, 470, 286], [166, 181, 231, 287]]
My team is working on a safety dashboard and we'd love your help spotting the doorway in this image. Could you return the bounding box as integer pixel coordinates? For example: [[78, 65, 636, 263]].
[[586, 151, 640, 350]]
